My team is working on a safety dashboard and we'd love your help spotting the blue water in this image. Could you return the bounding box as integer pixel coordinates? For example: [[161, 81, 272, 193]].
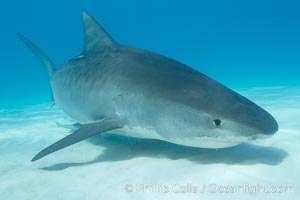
[[1, 0, 300, 107]]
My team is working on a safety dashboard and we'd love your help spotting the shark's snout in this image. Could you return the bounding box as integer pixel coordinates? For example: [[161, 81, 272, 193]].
[[249, 110, 279, 140], [233, 95, 279, 138], [249, 118, 278, 141], [261, 115, 279, 135]]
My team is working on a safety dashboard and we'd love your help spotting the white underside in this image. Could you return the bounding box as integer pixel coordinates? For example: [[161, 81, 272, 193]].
[[112, 125, 242, 149]]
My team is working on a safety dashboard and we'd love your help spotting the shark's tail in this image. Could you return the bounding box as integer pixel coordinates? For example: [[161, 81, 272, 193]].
[[19, 34, 56, 78]]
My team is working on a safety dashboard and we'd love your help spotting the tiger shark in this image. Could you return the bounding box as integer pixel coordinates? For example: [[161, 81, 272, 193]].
[[20, 12, 278, 162]]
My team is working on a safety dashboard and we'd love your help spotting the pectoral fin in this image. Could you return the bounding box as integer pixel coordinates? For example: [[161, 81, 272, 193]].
[[32, 118, 123, 162]]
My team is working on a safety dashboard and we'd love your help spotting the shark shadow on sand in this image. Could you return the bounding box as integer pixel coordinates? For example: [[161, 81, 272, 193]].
[[41, 134, 288, 171]]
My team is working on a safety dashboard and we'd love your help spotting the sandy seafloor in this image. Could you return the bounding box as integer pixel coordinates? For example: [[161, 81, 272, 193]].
[[0, 87, 299, 200]]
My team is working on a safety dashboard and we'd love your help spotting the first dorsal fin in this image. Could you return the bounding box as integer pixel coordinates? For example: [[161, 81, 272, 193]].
[[82, 12, 115, 53]]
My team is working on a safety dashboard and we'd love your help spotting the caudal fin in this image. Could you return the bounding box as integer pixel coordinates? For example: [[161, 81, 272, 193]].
[[19, 34, 56, 77]]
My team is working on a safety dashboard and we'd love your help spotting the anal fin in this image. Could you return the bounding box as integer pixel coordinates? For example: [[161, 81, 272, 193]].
[[32, 118, 123, 162]]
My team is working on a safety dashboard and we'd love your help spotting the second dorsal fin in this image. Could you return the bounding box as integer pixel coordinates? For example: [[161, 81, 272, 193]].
[[82, 12, 115, 53]]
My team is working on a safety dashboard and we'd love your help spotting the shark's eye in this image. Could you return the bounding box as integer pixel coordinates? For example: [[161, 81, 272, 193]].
[[213, 119, 222, 127]]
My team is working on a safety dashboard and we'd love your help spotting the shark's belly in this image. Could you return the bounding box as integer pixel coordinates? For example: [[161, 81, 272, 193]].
[[112, 125, 241, 148], [112, 125, 164, 140]]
